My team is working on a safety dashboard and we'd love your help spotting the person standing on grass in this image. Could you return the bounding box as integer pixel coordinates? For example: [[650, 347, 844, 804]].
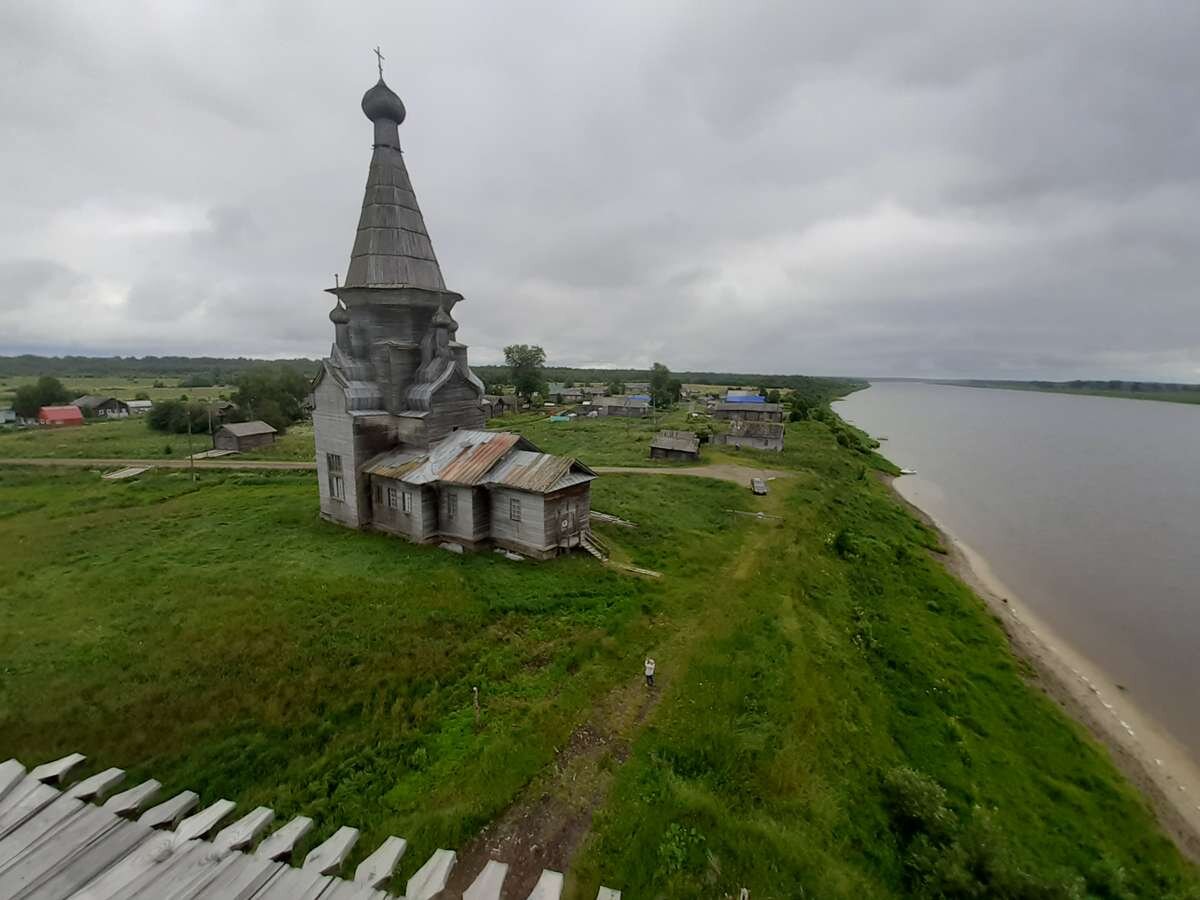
[[644, 657, 656, 688]]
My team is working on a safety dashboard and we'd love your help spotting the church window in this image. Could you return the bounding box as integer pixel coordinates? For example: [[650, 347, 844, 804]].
[[510, 498, 521, 522], [387, 486, 398, 509], [373, 483, 382, 504], [326, 453, 345, 501], [402, 491, 413, 513], [445, 491, 457, 520]]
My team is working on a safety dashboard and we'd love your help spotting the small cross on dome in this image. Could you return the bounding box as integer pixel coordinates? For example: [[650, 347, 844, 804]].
[[373, 46, 385, 80]]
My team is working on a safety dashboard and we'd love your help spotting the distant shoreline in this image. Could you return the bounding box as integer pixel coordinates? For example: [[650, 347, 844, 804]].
[[883, 473, 1200, 862], [873, 378, 1200, 408]]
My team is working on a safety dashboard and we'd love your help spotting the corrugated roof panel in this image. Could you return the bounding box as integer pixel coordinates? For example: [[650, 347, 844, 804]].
[[439, 432, 520, 485], [487, 451, 574, 493]]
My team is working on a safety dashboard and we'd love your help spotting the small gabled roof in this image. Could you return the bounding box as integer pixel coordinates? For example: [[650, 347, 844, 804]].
[[487, 450, 596, 493], [604, 396, 650, 409], [729, 420, 785, 437], [218, 420, 277, 437], [39, 405, 83, 422], [72, 395, 120, 410]]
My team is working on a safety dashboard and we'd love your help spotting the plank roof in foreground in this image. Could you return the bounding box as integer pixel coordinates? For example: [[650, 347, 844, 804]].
[[0, 752, 619, 898]]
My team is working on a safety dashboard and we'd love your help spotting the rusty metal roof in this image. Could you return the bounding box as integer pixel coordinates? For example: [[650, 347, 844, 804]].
[[362, 446, 427, 479], [439, 431, 520, 485], [487, 450, 596, 493]]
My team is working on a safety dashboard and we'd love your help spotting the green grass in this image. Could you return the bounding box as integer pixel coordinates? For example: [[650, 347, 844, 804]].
[[0, 374, 231, 406], [0, 417, 316, 461], [0, 414, 1197, 898], [491, 406, 706, 467]]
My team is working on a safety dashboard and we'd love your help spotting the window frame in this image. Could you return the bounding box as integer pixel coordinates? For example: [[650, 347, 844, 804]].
[[509, 497, 522, 522], [445, 491, 457, 520], [402, 490, 412, 514], [326, 453, 345, 501], [386, 486, 398, 509]]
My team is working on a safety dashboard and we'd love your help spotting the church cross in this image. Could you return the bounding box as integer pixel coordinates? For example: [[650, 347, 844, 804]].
[[373, 46, 385, 79]]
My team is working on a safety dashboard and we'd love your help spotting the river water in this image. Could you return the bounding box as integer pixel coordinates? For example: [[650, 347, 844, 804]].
[[835, 381, 1200, 758]]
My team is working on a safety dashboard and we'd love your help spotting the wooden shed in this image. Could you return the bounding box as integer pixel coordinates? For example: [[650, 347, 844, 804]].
[[213, 420, 278, 452], [650, 429, 700, 461], [72, 395, 130, 418], [599, 396, 650, 418]]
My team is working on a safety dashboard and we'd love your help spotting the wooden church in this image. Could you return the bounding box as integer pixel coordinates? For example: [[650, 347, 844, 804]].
[[313, 73, 596, 559]]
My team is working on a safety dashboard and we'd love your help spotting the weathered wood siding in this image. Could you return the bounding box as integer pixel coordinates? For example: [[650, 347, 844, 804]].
[[650, 446, 699, 461], [424, 378, 486, 445], [214, 431, 276, 452], [488, 488, 546, 553], [369, 476, 432, 540], [715, 433, 784, 451], [314, 376, 365, 528], [544, 484, 591, 547]]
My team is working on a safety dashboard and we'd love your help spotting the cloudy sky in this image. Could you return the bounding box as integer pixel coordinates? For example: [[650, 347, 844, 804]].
[[2, 1, 1199, 379]]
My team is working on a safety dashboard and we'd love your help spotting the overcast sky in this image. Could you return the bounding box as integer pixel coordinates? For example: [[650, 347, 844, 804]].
[[2, 1, 1199, 379]]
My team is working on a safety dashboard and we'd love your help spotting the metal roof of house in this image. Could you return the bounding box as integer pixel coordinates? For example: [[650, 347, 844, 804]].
[[651, 430, 700, 453], [217, 421, 277, 437], [125, 400, 153, 409], [486, 450, 596, 493], [439, 432, 522, 485], [715, 401, 782, 414], [39, 406, 83, 422], [72, 395, 120, 410]]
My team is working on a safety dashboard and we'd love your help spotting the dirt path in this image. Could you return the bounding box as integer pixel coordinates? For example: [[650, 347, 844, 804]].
[[595, 463, 791, 485], [0, 457, 316, 470]]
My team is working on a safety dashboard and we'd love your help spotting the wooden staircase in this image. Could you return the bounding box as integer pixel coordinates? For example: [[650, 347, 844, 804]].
[[580, 531, 609, 561]]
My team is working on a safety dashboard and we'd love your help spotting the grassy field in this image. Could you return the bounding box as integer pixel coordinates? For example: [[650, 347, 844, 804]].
[[1, 415, 1198, 897], [0, 417, 316, 461], [0, 374, 232, 407]]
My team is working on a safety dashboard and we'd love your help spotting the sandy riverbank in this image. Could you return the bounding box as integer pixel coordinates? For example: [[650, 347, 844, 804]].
[[885, 474, 1200, 862]]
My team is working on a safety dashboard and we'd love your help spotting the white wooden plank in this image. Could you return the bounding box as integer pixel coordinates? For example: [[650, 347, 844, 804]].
[[102, 779, 161, 816], [353, 835, 407, 887], [185, 852, 281, 899], [29, 752, 86, 784], [526, 869, 564, 900], [67, 767, 126, 801], [0, 779, 60, 840], [119, 840, 213, 898], [596, 887, 622, 900], [133, 841, 243, 900], [405, 848, 456, 900], [138, 791, 199, 829], [16, 815, 151, 900], [317, 880, 391, 899], [0, 794, 85, 868], [213, 806, 274, 854], [64, 831, 176, 900], [254, 815, 314, 861], [0, 805, 114, 895], [302, 825, 359, 875], [173, 798, 236, 843], [463, 858, 508, 900], [0, 761, 26, 803], [245, 864, 334, 899]]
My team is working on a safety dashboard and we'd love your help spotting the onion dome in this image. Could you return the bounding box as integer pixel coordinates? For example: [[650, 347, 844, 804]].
[[361, 79, 406, 124], [329, 303, 350, 325]]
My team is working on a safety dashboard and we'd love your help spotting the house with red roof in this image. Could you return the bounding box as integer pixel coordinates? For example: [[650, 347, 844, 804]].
[[38, 405, 84, 426]]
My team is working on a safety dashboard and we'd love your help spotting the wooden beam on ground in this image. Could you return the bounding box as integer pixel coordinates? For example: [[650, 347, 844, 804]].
[[255, 815, 314, 861], [29, 752, 86, 784], [526, 869, 564, 899], [65, 766, 125, 801], [405, 848, 456, 900], [354, 835, 407, 887], [463, 859, 509, 900], [101, 778, 160, 817], [213, 805, 275, 854], [137, 791, 198, 829], [303, 825, 360, 874]]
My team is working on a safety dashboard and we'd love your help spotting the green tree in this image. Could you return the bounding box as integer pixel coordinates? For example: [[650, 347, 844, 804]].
[[147, 399, 209, 434], [231, 366, 309, 432], [649, 362, 681, 408], [12, 376, 71, 418], [608, 380, 625, 396], [504, 344, 546, 402], [767, 389, 781, 403]]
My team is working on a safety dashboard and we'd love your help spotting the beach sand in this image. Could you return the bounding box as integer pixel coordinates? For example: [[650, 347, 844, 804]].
[[885, 474, 1200, 862]]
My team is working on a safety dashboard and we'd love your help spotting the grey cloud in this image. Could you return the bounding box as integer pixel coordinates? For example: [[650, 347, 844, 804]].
[[0, 0, 1198, 380]]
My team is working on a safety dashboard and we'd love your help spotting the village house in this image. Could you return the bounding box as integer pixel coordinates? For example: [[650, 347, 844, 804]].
[[650, 429, 700, 461], [38, 405, 84, 426], [713, 401, 784, 423], [125, 399, 153, 416], [311, 71, 598, 559], [72, 395, 130, 418], [213, 420, 278, 452], [714, 419, 786, 452], [598, 396, 650, 418], [0, 408, 16, 425]]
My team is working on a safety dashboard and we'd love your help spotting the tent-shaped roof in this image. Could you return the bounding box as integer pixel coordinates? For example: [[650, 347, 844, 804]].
[[218, 420, 277, 437]]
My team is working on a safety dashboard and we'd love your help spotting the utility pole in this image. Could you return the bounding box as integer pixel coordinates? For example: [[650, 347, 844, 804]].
[[186, 407, 196, 483]]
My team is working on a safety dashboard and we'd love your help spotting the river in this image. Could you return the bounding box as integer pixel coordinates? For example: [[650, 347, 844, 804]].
[[835, 381, 1200, 760]]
